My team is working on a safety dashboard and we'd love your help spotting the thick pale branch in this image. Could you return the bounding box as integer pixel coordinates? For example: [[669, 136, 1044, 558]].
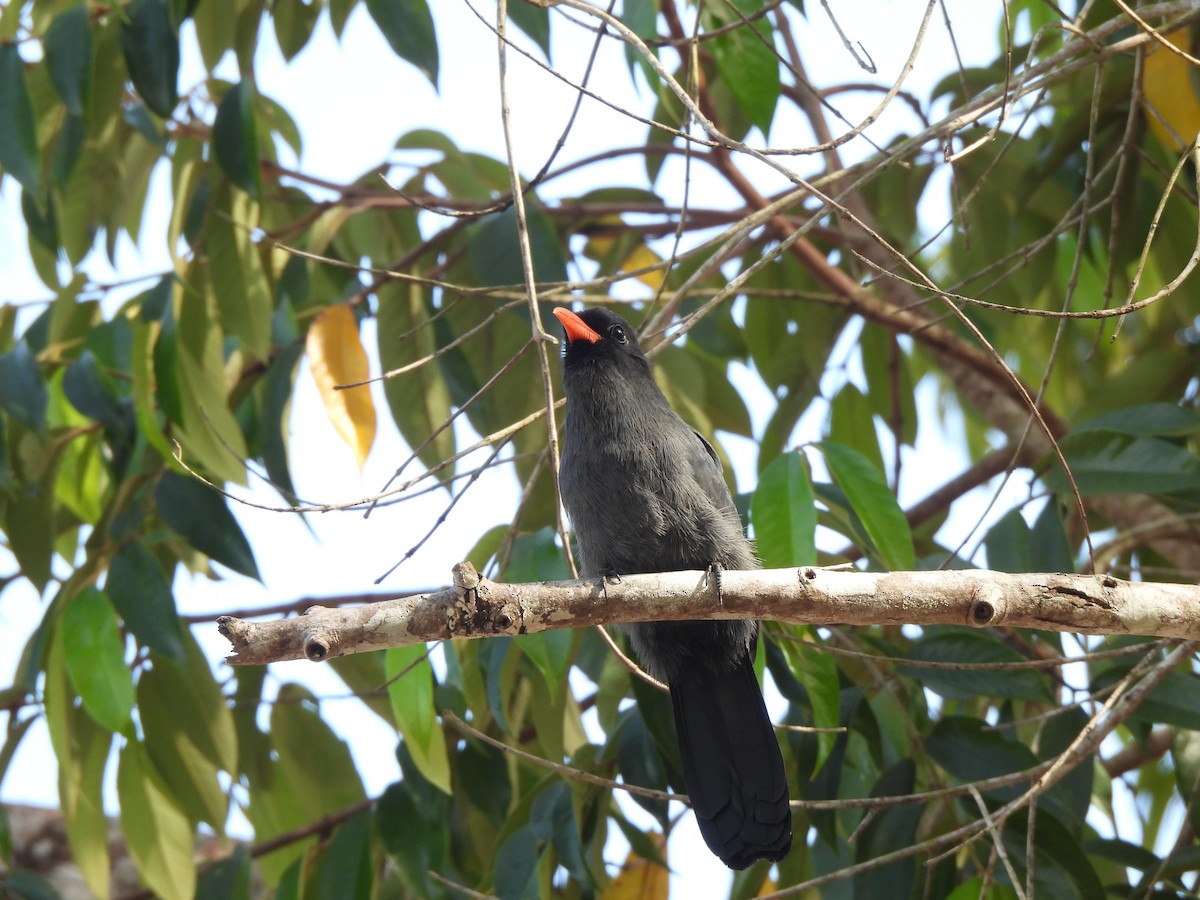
[[217, 562, 1200, 666]]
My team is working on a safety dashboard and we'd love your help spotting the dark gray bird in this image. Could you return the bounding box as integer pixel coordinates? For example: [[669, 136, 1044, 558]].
[[553, 305, 792, 870]]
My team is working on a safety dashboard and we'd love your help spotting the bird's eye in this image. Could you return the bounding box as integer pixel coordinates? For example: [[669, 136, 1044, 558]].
[[609, 325, 627, 344]]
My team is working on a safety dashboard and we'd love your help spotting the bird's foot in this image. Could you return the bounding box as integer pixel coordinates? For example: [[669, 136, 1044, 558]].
[[705, 561, 725, 605], [600, 568, 622, 600]]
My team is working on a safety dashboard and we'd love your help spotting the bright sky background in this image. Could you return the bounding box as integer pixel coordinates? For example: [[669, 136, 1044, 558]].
[[0, 1, 1083, 894]]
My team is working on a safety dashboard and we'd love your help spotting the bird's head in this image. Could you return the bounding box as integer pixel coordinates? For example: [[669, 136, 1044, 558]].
[[553, 306, 651, 378]]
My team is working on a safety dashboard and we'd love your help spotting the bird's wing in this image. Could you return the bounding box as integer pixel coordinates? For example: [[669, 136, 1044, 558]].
[[687, 429, 738, 514]]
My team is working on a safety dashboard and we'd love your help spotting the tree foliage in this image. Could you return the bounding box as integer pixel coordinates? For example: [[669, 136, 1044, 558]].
[[2, 1, 1200, 898]]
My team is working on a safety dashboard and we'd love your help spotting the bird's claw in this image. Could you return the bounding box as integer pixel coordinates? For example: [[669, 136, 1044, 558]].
[[600, 568, 621, 600], [705, 561, 725, 605]]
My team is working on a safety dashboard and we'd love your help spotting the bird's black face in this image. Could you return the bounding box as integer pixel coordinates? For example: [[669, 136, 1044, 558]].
[[553, 306, 648, 373]]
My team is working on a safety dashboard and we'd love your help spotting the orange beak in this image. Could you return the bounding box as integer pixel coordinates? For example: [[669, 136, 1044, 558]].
[[553, 307, 602, 345]]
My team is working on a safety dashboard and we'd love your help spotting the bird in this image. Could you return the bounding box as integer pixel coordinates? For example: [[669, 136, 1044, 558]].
[[552, 304, 792, 870]]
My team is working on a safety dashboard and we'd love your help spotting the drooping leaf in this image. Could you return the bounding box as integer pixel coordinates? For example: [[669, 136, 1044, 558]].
[[204, 188, 272, 360], [315, 808, 373, 900], [376, 282, 455, 478], [468, 201, 568, 287], [44, 6, 93, 116], [119, 0, 180, 118], [44, 630, 112, 897], [853, 760, 920, 899], [820, 440, 915, 570], [272, 0, 322, 62], [197, 846, 252, 900], [139, 653, 234, 830], [306, 304, 377, 471], [61, 587, 134, 732], [926, 716, 1039, 799], [155, 471, 261, 580], [1046, 433, 1200, 496], [106, 542, 185, 661], [752, 451, 817, 568], [0, 341, 48, 433], [0, 44, 41, 194], [365, 0, 439, 86], [386, 644, 452, 794], [530, 781, 589, 884], [900, 629, 1052, 702], [984, 508, 1032, 573], [259, 341, 302, 504], [117, 740, 197, 900], [213, 79, 261, 198], [708, 9, 780, 136]]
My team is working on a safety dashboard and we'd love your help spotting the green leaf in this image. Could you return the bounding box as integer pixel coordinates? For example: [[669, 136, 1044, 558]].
[[213, 80, 261, 198], [708, 14, 780, 136], [376, 781, 449, 895], [365, 0, 438, 86], [983, 508, 1031, 573], [44, 6, 93, 116], [0, 44, 41, 194], [493, 823, 540, 900], [118, 740, 197, 900], [468, 202, 568, 287], [820, 440, 915, 570], [1072, 402, 1200, 437], [504, 527, 569, 582], [829, 382, 885, 475], [315, 809, 373, 900], [1030, 500, 1073, 573], [328, 650, 395, 727], [777, 633, 839, 772], [0, 869, 61, 900], [197, 846, 252, 900], [155, 471, 261, 580], [204, 187, 272, 361], [272, 0, 321, 62], [530, 782, 589, 883], [926, 716, 1039, 799], [752, 451, 817, 568], [269, 684, 368, 808], [1045, 433, 1200, 496], [21, 185, 57, 249], [376, 282, 456, 477], [900, 629, 1052, 702], [138, 634, 238, 830], [119, 0, 180, 118], [44, 633, 112, 897], [0, 341, 48, 433], [192, 0, 236, 72], [517, 630, 574, 697], [507, 1, 550, 57], [145, 276, 184, 426], [853, 760, 920, 899], [61, 587, 134, 732], [63, 350, 130, 435], [386, 644, 452, 793], [1106, 670, 1200, 730], [106, 542, 185, 661], [259, 342, 302, 505], [5, 466, 55, 592]]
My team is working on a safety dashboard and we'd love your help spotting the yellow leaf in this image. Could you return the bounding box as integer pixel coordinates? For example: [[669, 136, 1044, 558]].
[[622, 242, 665, 291], [306, 305, 376, 470], [1142, 28, 1200, 152], [585, 218, 666, 291], [603, 832, 669, 900]]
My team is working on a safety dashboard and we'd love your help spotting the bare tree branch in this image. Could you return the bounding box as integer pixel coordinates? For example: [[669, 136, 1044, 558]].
[[217, 563, 1200, 666]]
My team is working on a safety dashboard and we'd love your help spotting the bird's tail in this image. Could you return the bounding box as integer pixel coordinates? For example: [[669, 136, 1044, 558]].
[[670, 655, 793, 870]]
